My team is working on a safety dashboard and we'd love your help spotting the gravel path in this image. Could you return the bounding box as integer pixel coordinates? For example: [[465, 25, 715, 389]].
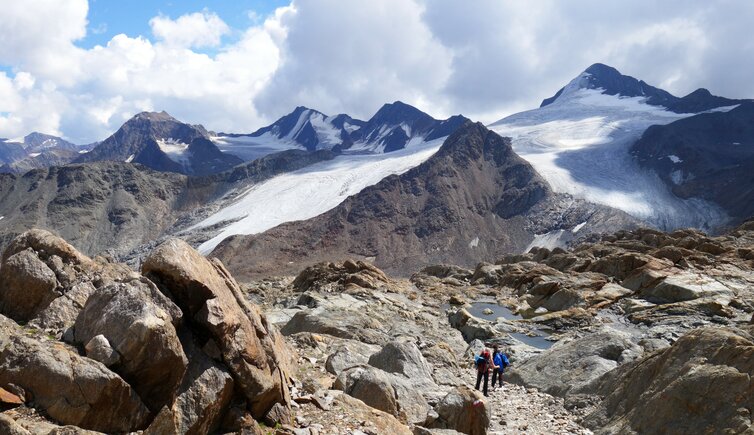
[[464, 374, 593, 435]]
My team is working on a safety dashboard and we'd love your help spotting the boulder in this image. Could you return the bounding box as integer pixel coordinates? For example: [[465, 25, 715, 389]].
[[263, 402, 292, 427], [448, 309, 495, 341], [0, 334, 149, 433], [1, 229, 91, 266], [584, 327, 754, 435], [333, 393, 413, 435], [641, 272, 733, 303], [427, 386, 490, 435], [282, 309, 389, 345], [30, 282, 97, 333], [73, 279, 187, 412], [334, 366, 429, 425], [0, 248, 59, 322], [142, 238, 292, 418], [145, 336, 234, 435], [83, 334, 120, 367], [368, 341, 435, 387], [325, 345, 370, 376], [506, 328, 643, 397]]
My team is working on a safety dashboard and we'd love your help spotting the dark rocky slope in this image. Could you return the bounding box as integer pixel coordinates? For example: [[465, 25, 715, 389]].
[[211, 122, 635, 279], [76, 111, 242, 176], [631, 102, 754, 222]]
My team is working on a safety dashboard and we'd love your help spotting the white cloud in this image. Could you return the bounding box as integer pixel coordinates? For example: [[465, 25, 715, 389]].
[[0, 0, 753, 143], [254, 0, 454, 121], [149, 10, 230, 48]]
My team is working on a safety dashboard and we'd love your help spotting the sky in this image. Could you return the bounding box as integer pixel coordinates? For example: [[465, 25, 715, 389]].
[[1, 0, 753, 143]]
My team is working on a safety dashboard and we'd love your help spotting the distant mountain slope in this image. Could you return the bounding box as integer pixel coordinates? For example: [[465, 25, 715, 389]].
[[0, 148, 337, 258], [631, 102, 754, 221], [0, 133, 84, 173], [541, 63, 748, 113], [491, 63, 733, 231], [76, 111, 242, 176], [212, 101, 469, 159], [0, 162, 190, 254], [210, 122, 635, 278]]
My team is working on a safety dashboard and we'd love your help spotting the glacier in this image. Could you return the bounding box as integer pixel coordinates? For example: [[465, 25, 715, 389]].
[[489, 88, 730, 231], [191, 137, 446, 253]]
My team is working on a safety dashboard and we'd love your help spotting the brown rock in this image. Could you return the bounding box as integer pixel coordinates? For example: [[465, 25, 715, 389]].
[[584, 327, 754, 434], [264, 402, 293, 427], [0, 248, 59, 322], [0, 386, 23, 408], [429, 386, 490, 435], [145, 334, 234, 435], [0, 334, 149, 432], [142, 239, 292, 418]]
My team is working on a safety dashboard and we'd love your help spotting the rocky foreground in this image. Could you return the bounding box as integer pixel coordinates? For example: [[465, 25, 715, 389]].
[[0, 222, 753, 434]]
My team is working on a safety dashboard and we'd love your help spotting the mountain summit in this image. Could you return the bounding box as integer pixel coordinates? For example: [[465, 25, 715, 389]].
[[541, 63, 748, 113], [77, 111, 242, 176]]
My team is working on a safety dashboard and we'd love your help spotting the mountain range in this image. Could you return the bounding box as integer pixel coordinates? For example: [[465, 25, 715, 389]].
[[0, 62, 751, 278]]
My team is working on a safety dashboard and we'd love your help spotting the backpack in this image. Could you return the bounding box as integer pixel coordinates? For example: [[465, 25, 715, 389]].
[[476, 350, 490, 372]]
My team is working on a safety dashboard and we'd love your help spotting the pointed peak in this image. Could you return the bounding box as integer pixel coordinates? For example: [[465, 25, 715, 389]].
[[684, 88, 713, 98]]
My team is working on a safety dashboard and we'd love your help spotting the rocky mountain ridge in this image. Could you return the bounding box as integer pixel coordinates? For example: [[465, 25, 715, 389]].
[[541, 63, 749, 112], [210, 121, 636, 279]]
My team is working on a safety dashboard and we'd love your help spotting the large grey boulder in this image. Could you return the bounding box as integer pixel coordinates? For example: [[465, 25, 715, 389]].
[[282, 308, 389, 345], [506, 328, 643, 397], [325, 345, 370, 376], [0, 333, 150, 433], [368, 341, 435, 387], [73, 278, 187, 412], [584, 326, 754, 435], [427, 386, 490, 435], [0, 248, 58, 322], [641, 272, 733, 303], [333, 365, 430, 425]]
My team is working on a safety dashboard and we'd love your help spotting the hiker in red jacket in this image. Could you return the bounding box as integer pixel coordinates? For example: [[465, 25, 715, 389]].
[[474, 346, 497, 397]]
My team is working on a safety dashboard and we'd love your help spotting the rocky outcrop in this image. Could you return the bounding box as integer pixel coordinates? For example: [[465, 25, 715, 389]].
[[144, 335, 234, 435], [507, 328, 643, 397], [325, 346, 370, 376], [142, 238, 292, 417], [584, 326, 754, 434], [0, 231, 295, 433], [0, 332, 150, 432], [292, 260, 392, 292]]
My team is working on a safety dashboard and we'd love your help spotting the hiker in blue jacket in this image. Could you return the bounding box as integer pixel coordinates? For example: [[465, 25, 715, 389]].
[[491, 345, 510, 390]]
